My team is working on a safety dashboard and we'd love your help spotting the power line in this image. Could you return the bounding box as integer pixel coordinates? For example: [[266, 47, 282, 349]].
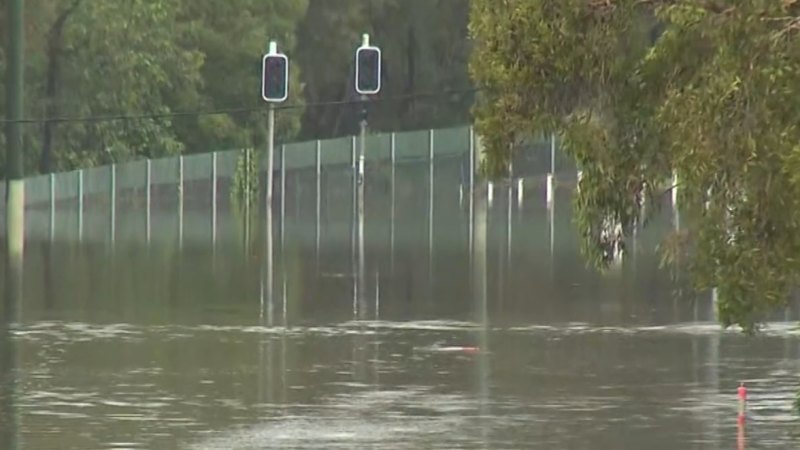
[[0, 87, 480, 126]]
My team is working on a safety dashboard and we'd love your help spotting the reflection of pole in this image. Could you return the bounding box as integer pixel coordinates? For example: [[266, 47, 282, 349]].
[[0, 298, 20, 450], [473, 180, 490, 449], [707, 330, 721, 447]]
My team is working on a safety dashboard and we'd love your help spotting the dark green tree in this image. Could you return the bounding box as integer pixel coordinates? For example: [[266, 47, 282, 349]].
[[469, 0, 800, 333]]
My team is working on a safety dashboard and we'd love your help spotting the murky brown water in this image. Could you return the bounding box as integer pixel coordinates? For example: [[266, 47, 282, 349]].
[[2, 160, 799, 449]]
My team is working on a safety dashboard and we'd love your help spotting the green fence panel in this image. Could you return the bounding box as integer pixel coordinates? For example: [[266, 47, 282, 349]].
[[84, 166, 111, 197], [320, 136, 353, 167], [25, 174, 50, 205], [394, 129, 429, 161], [285, 141, 316, 170], [54, 170, 79, 202], [151, 155, 179, 186], [215, 149, 239, 180], [117, 160, 147, 191], [432, 126, 469, 158], [365, 133, 391, 163], [184, 153, 213, 182]]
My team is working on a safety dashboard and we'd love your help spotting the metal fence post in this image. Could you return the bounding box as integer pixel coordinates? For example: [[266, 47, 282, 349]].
[[49, 173, 55, 242], [351, 136, 357, 276], [146, 159, 152, 243], [315, 139, 321, 268], [211, 151, 217, 247], [390, 132, 396, 279], [178, 154, 184, 248], [428, 129, 434, 293], [110, 164, 116, 243], [77, 169, 84, 242]]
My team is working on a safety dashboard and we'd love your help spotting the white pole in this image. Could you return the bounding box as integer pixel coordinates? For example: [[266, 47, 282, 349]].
[[77, 169, 84, 242], [49, 173, 55, 242], [428, 129, 434, 286], [146, 159, 152, 243], [546, 173, 554, 207], [211, 151, 218, 247], [110, 164, 116, 244], [280, 144, 286, 252], [671, 170, 679, 209], [315, 139, 322, 268], [178, 155, 184, 249], [468, 127, 475, 265], [390, 132, 396, 279]]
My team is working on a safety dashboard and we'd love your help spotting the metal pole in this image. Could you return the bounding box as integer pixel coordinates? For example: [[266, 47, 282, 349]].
[[468, 127, 475, 265], [428, 129, 434, 298], [280, 144, 286, 252], [357, 96, 367, 320], [266, 203, 274, 327], [145, 159, 152, 243], [5, 0, 25, 272], [77, 169, 84, 242], [351, 135, 358, 317], [315, 139, 322, 269], [550, 133, 556, 175], [390, 132, 396, 280], [244, 148, 251, 245], [266, 105, 275, 211], [211, 151, 217, 247], [178, 155, 184, 249], [49, 173, 55, 242], [110, 164, 116, 243]]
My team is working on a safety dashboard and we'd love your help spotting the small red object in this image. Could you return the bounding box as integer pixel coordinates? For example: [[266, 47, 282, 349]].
[[461, 346, 480, 354], [738, 383, 747, 400]]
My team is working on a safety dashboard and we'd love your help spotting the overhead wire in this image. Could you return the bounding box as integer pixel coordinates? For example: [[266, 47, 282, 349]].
[[0, 87, 481, 126]]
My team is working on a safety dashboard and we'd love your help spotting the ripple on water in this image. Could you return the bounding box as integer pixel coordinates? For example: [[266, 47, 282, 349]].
[[187, 395, 477, 450]]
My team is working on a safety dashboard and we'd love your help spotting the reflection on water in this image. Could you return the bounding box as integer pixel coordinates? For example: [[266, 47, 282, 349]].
[[2, 159, 800, 449]]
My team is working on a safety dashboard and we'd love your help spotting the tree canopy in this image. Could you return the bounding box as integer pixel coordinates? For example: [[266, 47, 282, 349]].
[[469, 0, 800, 333], [1, 0, 473, 175]]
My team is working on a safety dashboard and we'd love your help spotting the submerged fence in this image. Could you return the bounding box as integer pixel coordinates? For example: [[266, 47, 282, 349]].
[[0, 125, 573, 245]]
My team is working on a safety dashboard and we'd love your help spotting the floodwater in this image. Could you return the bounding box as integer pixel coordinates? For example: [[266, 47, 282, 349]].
[[2, 159, 800, 449]]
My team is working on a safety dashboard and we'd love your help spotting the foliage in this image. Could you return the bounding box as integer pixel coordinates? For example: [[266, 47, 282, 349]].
[[469, 0, 800, 333], [230, 147, 260, 212], [295, 0, 474, 138], [2, 0, 473, 175], [2, 0, 308, 173]]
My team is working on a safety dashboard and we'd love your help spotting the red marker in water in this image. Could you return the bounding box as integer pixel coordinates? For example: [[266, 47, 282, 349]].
[[738, 382, 747, 418]]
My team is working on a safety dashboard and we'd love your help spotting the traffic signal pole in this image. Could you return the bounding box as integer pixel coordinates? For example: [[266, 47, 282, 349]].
[[357, 95, 367, 320], [354, 33, 379, 320], [261, 39, 287, 325], [264, 102, 275, 324]]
